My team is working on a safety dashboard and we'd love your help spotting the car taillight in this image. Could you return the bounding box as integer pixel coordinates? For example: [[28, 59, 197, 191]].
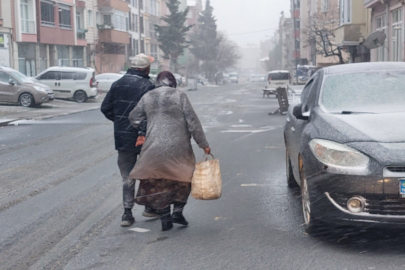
[[90, 78, 97, 87]]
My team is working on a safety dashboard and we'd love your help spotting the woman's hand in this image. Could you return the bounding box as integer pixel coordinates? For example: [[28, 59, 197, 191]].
[[203, 147, 211, 155], [136, 136, 146, 147]]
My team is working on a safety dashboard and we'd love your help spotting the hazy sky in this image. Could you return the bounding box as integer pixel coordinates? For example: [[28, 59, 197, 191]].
[[204, 0, 290, 47]]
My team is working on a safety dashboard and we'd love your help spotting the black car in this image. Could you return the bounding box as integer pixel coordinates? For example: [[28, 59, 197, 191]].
[[284, 62, 405, 233]]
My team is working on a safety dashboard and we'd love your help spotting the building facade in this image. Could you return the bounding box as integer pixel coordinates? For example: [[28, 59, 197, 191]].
[[365, 0, 405, 62]]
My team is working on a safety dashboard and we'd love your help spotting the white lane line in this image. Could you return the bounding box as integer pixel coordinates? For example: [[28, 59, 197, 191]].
[[129, 227, 151, 233], [231, 125, 252, 128]]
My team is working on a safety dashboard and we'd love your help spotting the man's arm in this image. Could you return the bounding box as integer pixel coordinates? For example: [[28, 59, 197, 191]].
[[101, 85, 115, 121]]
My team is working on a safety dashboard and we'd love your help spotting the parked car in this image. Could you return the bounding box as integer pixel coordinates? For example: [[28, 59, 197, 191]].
[[250, 74, 266, 83], [229, 72, 239, 84], [95, 73, 123, 93], [34, 67, 98, 103], [0, 67, 54, 107], [284, 62, 405, 233], [267, 70, 291, 89]]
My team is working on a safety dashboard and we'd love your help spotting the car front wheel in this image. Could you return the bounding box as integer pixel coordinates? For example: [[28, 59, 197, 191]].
[[74, 90, 88, 103], [19, 93, 35, 107], [300, 160, 321, 233]]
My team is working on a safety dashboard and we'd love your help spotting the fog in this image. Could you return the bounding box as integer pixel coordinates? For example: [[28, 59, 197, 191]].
[[206, 0, 290, 46]]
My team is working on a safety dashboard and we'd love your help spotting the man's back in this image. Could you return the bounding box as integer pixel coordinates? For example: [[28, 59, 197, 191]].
[[101, 69, 154, 153]]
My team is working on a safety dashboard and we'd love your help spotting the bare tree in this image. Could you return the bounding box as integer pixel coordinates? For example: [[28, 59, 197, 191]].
[[216, 32, 241, 72], [302, 6, 345, 64]]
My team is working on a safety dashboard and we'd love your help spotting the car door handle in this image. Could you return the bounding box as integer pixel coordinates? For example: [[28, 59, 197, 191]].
[[55, 82, 57, 86], [291, 127, 295, 133], [58, 83, 60, 86]]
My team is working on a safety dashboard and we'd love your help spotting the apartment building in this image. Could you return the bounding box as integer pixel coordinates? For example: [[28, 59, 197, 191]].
[[0, 0, 14, 67], [365, 0, 404, 62], [335, 0, 371, 62], [127, 0, 141, 64], [10, 0, 98, 76], [143, 0, 161, 74]]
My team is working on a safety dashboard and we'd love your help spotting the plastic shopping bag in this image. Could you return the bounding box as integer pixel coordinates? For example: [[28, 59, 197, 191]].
[[191, 154, 222, 200]]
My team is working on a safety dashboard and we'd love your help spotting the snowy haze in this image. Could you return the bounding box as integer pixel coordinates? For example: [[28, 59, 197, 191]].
[[204, 0, 291, 47]]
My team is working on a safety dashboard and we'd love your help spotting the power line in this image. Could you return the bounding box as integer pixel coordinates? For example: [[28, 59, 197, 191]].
[[227, 28, 276, 36]]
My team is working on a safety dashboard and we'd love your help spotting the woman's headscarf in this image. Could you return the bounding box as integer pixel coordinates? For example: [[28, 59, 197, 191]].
[[156, 71, 177, 88]]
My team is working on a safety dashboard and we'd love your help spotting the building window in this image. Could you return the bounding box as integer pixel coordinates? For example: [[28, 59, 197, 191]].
[[376, 15, 387, 62], [103, 15, 112, 26], [18, 43, 37, 76], [114, 11, 128, 31], [59, 5, 72, 29], [57, 45, 70, 66], [321, 0, 329, 12], [21, 0, 36, 33], [131, 0, 138, 7], [131, 13, 138, 32], [149, 21, 155, 38], [139, 0, 143, 10], [0, 34, 5, 48], [149, 0, 158, 16], [88, 10, 93, 27], [96, 12, 101, 25], [140, 16, 144, 34], [339, 0, 351, 25], [132, 39, 139, 56], [150, 44, 158, 60], [392, 8, 403, 62], [41, 1, 55, 26], [73, 47, 84, 67], [40, 44, 47, 72]]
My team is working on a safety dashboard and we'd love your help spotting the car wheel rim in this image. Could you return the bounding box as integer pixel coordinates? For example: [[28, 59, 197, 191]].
[[302, 176, 311, 225], [76, 92, 85, 102], [20, 95, 31, 107]]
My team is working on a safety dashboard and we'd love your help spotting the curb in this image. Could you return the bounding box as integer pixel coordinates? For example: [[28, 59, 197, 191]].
[[0, 119, 18, 127], [2, 106, 100, 126]]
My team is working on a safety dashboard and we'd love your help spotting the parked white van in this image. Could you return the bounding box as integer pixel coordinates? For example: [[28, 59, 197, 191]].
[[266, 70, 291, 89], [34, 67, 98, 102]]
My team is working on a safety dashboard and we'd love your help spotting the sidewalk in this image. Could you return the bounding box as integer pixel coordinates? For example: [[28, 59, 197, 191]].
[[0, 95, 104, 126]]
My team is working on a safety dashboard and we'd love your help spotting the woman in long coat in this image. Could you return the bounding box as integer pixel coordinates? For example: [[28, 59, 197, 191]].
[[129, 71, 211, 231]]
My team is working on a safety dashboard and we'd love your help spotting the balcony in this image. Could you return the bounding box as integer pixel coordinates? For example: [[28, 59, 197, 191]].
[[335, 23, 368, 46], [21, 19, 36, 34], [98, 0, 129, 12], [98, 28, 130, 44], [77, 28, 88, 39], [364, 0, 380, 9]]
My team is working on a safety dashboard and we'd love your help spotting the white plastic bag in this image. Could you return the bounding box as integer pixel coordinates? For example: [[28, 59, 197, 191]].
[[191, 154, 222, 200]]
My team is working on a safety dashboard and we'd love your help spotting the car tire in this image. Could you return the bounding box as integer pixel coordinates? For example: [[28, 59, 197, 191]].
[[300, 161, 321, 234], [286, 149, 298, 188], [74, 90, 88, 103], [19, 93, 36, 108]]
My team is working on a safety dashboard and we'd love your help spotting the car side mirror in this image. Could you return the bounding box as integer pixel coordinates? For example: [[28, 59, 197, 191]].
[[9, 79, 15, 86], [293, 104, 310, 121]]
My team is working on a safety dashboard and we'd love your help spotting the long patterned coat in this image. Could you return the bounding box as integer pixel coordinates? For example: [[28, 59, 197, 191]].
[[128, 86, 209, 183]]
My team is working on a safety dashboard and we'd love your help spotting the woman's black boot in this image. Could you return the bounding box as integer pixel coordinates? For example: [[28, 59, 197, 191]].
[[172, 203, 189, 226], [157, 207, 173, 231]]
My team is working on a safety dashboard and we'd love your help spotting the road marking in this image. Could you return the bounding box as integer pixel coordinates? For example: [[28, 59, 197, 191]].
[[241, 184, 269, 187], [231, 125, 252, 128], [221, 129, 271, 133], [129, 227, 151, 233], [239, 119, 244, 123]]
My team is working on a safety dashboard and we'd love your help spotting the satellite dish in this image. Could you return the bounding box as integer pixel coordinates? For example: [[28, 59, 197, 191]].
[[363, 31, 386, 49]]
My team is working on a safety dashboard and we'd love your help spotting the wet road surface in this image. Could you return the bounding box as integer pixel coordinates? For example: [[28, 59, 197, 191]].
[[1, 83, 405, 270]]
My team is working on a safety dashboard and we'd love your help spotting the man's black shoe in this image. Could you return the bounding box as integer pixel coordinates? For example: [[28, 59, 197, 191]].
[[121, 209, 135, 227]]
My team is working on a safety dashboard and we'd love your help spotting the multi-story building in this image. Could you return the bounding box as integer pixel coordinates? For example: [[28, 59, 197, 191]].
[[127, 0, 140, 65], [335, 0, 371, 62], [10, 0, 99, 76], [96, 0, 130, 73], [0, 0, 14, 67], [364, 0, 403, 62], [143, 0, 160, 74]]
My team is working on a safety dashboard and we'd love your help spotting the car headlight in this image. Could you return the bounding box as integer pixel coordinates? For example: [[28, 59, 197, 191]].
[[309, 139, 369, 168], [34, 86, 47, 92]]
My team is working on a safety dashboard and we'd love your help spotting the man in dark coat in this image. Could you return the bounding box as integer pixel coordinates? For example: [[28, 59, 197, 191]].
[[101, 53, 155, 227]]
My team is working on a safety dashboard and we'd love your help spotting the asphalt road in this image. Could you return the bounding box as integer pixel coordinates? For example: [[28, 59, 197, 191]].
[[1, 83, 405, 270]]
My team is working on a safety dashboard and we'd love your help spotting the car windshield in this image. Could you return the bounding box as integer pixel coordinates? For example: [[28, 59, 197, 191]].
[[9, 70, 33, 83], [321, 71, 405, 114], [269, 73, 289, 80]]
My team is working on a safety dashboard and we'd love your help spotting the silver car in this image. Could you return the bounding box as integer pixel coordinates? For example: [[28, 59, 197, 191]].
[[0, 67, 54, 107]]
